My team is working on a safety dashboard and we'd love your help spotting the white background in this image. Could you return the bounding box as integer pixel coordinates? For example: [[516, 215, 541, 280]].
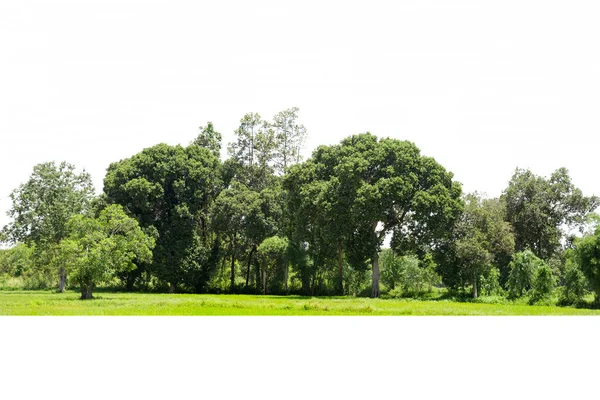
[[1, 1, 600, 398]]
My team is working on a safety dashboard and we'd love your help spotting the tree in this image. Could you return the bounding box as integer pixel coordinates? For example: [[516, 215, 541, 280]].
[[507, 250, 545, 298], [62, 205, 155, 299], [559, 254, 587, 305], [573, 225, 600, 304], [104, 143, 221, 292], [257, 236, 289, 295], [272, 107, 307, 174], [227, 113, 277, 190], [502, 168, 599, 260], [193, 121, 222, 158], [210, 181, 261, 292], [287, 133, 462, 298], [530, 263, 557, 305], [449, 193, 515, 298], [2, 161, 95, 292]]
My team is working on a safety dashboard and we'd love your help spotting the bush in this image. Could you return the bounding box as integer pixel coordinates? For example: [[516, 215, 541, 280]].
[[559, 261, 588, 306], [530, 264, 557, 305], [480, 268, 505, 296], [380, 251, 441, 297], [507, 250, 545, 298]]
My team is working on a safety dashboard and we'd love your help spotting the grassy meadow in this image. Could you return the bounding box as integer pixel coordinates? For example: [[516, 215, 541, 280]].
[[1, 290, 600, 316]]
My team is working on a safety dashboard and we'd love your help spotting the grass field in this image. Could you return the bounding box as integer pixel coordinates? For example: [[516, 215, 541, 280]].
[[1, 290, 600, 315]]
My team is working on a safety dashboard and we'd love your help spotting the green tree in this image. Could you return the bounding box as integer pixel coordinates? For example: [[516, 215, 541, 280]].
[[449, 193, 515, 298], [104, 143, 221, 292], [62, 205, 155, 299], [573, 225, 600, 304], [502, 168, 599, 260], [507, 250, 545, 298], [193, 121, 222, 158], [479, 268, 504, 296], [257, 236, 289, 295], [559, 254, 587, 305], [210, 182, 261, 292], [227, 112, 277, 190], [0, 243, 33, 278], [2, 161, 95, 292], [530, 263, 557, 304], [288, 133, 462, 298], [272, 107, 307, 173]]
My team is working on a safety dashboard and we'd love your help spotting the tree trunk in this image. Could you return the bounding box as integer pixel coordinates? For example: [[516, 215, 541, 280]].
[[59, 267, 66, 293], [337, 239, 344, 295], [472, 274, 478, 299], [263, 266, 268, 295], [169, 282, 176, 294], [284, 262, 289, 294], [80, 283, 93, 300], [371, 251, 380, 298], [245, 245, 256, 288], [230, 238, 236, 293]]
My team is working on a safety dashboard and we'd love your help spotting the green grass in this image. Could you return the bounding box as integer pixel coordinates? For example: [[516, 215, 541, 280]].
[[1, 290, 600, 315]]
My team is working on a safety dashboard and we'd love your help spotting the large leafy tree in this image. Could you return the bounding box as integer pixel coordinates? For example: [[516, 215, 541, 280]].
[[210, 181, 261, 292], [501, 168, 599, 260], [103, 143, 221, 292], [2, 161, 95, 292], [284, 145, 357, 295], [287, 133, 462, 298], [448, 193, 515, 298], [61, 205, 155, 299]]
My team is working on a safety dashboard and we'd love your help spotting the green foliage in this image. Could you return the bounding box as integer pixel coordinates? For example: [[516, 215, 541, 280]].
[[2, 161, 95, 246], [227, 112, 277, 190], [271, 107, 307, 173], [0, 243, 33, 277], [502, 168, 599, 260], [257, 236, 289, 294], [62, 204, 155, 299], [480, 268, 505, 296], [507, 250, 545, 298], [286, 133, 462, 298], [104, 142, 221, 291], [193, 121, 222, 158], [530, 264, 557, 305], [559, 257, 588, 305], [573, 225, 600, 304], [444, 193, 514, 298], [380, 250, 441, 297]]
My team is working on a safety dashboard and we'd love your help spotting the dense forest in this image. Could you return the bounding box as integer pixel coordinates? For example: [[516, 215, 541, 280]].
[[1, 107, 599, 305]]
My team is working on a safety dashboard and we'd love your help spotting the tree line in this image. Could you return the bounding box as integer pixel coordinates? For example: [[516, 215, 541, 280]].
[[2, 107, 600, 304]]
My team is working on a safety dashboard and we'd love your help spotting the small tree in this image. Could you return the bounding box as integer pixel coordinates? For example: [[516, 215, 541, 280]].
[[559, 258, 587, 306], [507, 250, 544, 298], [530, 264, 557, 304], [2, 161, 95, 292], [574, 226, 600, 304], [257, 236, 288, 295], [480, 268, 504, 296], [63, 205, 155, 299], [380, 249, 403, 290]]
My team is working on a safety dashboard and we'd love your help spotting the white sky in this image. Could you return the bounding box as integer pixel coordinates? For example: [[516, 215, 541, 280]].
[[2, 0, 600, 229]]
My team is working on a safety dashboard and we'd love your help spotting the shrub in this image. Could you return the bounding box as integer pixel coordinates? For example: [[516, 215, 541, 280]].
[[480, 268, 505, 296], [559, 261, 588, 306], [530, 264, 557, 305], [507, 250, 545, 298]]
